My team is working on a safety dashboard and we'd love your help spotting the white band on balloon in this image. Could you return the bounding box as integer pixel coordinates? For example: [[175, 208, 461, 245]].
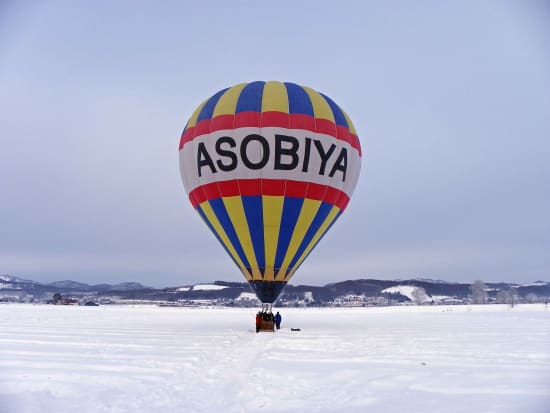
[[179, 127, 361, 199]]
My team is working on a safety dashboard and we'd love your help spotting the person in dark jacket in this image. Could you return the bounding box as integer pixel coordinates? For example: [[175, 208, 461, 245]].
[[274, 312, 282, 329]]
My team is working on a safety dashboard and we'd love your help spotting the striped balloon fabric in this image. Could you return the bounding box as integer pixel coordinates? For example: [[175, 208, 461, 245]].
[[179, 81, 362, 303]]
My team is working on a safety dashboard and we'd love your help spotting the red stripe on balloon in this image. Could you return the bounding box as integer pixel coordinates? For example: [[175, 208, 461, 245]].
[[235, 112, 261, 128], [179, 113, 362, 155], [203, 182, 220, 200], [211, 114, 234, 131], [324, 186, 344, 208], [284, 181, 308, 198], [262, 179, 286, 196], [179, 126, 195, 150], [336, 125, 351, 146], [289, 113, 316, 131], [315, 118, 337, 137], [351, 133, 361, 156], [194, 119, 211, 137], [239, 179, 262, 196], [260, 111, 289, 128], [219, 180, 240, 197], [189, 190, 199, 207], [306, 183, 328, 200], [189, 179, 349, 210]]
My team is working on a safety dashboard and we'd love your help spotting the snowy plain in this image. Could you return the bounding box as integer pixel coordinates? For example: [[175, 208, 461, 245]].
[[0, 304, 549, 413]]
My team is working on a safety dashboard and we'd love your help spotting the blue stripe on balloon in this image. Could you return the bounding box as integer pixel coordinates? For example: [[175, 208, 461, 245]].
[[208, 198, 250, 270], [197, 88, 230, 122], [284, 82, 314, 116], [274, 197, 304, 270], [288, 201, 333, 270], [196, 205, 241, 270], [290, 209, 342, 275], [235, 81, 265, 113], [316, 209, 342, 245], [241, 195, 265, 272], [320, 93, 348, 127]]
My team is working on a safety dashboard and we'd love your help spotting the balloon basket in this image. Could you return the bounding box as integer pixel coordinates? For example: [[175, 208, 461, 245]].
[[256, 305, 275, 333], [259, 320, 275, 332]]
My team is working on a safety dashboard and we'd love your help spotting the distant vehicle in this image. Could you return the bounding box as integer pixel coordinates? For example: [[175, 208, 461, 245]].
[[178, 81, 362, 304], [84, 301, 99, 306]]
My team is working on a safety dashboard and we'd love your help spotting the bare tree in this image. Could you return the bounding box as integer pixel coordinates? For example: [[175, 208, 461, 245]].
[[526, 293, 538, 303], [470, 280, 488, 304], [412, 287, 429, 305], [497, 289, 516, 307]]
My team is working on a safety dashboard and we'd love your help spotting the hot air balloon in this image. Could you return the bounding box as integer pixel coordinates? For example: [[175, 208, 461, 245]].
[[178, 81, 361, 304]]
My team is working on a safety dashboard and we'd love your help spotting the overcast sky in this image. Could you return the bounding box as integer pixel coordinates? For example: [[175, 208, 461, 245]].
[[1, 1, 549, 287]]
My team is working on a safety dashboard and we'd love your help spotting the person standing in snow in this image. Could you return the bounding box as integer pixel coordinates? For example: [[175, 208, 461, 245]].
[[274, 312, 282, 330], [256, 312, 262, 333]]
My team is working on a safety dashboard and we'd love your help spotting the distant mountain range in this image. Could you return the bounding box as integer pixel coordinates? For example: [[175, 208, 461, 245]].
[[0, 275, 148, 293], [1, 274, 549, 306]]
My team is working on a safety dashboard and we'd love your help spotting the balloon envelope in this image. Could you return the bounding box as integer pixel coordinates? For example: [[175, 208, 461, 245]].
[[179, 81, 361, 303]]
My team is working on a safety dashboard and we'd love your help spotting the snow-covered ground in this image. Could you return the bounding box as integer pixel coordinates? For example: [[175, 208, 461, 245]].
[[236, 292, 258, 301], [175, 286, 190, 292], [0, 304, 549, 413]]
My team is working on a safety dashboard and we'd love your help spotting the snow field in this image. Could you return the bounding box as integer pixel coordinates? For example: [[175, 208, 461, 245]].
[[0, 304, 549, 413]]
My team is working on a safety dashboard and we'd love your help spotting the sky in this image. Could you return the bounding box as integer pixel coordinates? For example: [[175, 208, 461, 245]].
[[1, 0, 549, 287]]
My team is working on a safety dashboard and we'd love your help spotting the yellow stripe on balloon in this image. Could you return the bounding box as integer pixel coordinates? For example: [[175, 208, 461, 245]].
[[262, 195, 284, 281], [261, 81, 289, 113], [212, 83, 247, 117], [222, 196, 262, 280], [275, 198, 322, 281], [302, 86, 335, 122], [186, 99, 208, 129], [198, 201, 252, 281], [284, 205, 341, 282], [342, 110, 357, 135]]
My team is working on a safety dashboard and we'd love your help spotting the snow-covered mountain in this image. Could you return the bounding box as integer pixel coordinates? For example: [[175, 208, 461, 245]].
[[2, 275, 549, 305], [91, 282, 150, 291], [0, 275, 42, 290], [48, 280, 94, 290], [520, 281, 549, 287], [0, 274, 150, 297]]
